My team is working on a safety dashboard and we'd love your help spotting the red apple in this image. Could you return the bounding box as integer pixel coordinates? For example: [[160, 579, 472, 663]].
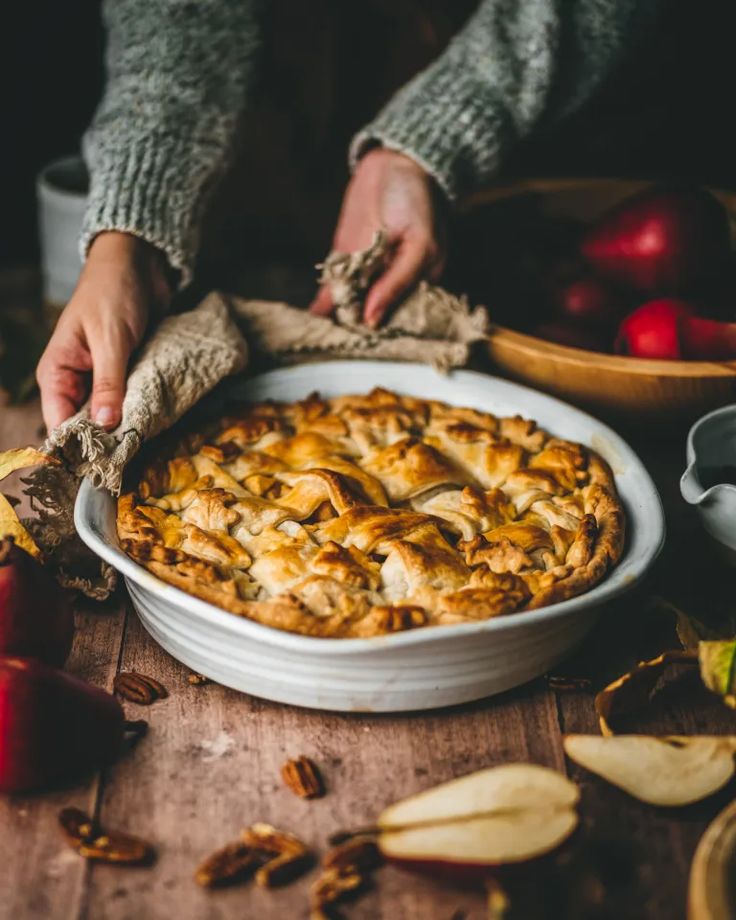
[[0, 538, 74, 666], [554, 277, 625, 330], [377, 764, 579, 881], [532, 322, 607, 352], [616, 298, 736, 360], [581, 185, 730, 293], [0, 656, 126, 793]]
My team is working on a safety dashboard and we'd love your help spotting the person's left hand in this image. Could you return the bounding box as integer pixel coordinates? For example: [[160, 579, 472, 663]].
[[309, 147, 446, 327]]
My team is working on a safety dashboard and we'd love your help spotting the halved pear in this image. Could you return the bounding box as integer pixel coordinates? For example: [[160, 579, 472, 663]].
[[378, 764, 579, 829], [377, 764, 580, 876], [564, 735, 736, 806]]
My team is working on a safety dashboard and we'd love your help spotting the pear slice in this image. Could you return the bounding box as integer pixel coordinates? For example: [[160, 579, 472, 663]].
[[564, 735, 736, 806], [377, 764, 580, 875], [378, 764, 579, 830], [379, 809, 579, 869]]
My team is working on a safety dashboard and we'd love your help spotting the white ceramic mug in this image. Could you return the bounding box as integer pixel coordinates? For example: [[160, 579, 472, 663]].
[[36, 155, 89, 308]]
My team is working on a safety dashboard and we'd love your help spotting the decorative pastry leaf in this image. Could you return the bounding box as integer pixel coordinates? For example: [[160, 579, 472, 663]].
[[564, 735, 736, 806], [698, 640, 736, 710], [595, 650, 698, 736]]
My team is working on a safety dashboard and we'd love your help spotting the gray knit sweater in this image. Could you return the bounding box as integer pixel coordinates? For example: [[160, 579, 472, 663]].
[[82, 0, 659, 285]]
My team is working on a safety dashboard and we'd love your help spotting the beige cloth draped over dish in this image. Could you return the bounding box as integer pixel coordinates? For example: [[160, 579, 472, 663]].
[[23, 232, 489, 598]]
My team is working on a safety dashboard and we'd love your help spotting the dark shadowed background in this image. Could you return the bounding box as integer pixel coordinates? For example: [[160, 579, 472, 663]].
[[3, 0, 736, 289]]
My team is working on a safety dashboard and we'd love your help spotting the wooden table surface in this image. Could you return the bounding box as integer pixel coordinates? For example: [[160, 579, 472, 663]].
[[0, 379, 734, 920]]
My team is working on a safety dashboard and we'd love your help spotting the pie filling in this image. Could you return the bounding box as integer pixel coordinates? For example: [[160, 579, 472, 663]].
[[117, 388, 625, 638]]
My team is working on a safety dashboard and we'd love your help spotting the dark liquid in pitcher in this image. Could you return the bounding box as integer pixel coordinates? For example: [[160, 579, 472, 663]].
[[699, 465, 736, 489]]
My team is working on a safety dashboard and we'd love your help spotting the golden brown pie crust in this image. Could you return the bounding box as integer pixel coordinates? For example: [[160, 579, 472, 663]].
[[117, 388, 625, 638]]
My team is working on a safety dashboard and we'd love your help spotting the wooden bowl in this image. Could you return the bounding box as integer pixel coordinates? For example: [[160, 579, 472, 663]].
[[467, 178, 736, 426]]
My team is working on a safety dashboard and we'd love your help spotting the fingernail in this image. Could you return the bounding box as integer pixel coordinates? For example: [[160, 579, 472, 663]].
[[94, 407, 116, 428]]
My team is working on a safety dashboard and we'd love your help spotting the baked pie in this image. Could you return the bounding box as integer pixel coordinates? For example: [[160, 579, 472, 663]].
[[117, 388, 625, 638]]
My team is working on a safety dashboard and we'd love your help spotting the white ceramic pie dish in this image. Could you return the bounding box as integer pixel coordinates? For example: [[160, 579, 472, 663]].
[[75, 361, 665, 712]]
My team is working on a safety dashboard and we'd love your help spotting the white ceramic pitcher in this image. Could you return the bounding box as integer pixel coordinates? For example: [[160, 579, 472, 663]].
[[681, 404, 736, 560]]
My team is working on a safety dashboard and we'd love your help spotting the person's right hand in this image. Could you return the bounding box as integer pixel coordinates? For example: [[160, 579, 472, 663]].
[[36, 232, 172, 433]]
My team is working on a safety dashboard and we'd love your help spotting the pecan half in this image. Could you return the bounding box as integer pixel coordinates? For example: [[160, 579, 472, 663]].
[[58, 808, 154, 866], [78, 831, 154, 865], [281, 756, 325, 799], [241, 823, 312, 888], [114, 671, 169, 705], [311, 865, 365, 913], [322, 836, 382, 873], [195, 842, 258, 888]]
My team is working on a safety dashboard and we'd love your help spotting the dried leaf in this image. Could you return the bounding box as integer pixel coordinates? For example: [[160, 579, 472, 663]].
[[698, 640, 736, 709], [564, 734, 736, 806], [0, 447, 56, 482], [595, 650, 697, 736], [648, 595, 736, 649], [0, 494, 42, 558]]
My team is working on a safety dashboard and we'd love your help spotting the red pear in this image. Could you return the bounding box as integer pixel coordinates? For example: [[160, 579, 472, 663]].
[[581, 185, 730, 293], [0, 539, 74, 666], [616, 298, 736, 360], [0, 656, 125, 793], [553, 277, 625, 330]]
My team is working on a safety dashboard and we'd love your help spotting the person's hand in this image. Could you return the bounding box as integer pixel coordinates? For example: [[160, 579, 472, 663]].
[[309, 147, 446, 327], [36, 232, 171, 432]]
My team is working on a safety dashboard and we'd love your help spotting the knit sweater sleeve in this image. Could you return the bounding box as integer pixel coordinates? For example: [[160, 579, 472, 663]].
[[350, 0, 659, 202], [81, 0, 260, 285]]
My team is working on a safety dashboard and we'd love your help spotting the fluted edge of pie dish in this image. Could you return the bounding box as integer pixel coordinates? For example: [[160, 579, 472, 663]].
[[74, 363, 665, 708]]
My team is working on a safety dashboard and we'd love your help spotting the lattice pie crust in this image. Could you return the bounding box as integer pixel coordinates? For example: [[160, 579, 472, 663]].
[[118, 388, 625, 638]]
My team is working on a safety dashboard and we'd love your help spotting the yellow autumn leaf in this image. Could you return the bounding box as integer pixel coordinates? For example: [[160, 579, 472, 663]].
[[0, 493, 42, 558], [0, 447, 57, 482], [699, 640, 736, 710], [595, 650, 698, 736]]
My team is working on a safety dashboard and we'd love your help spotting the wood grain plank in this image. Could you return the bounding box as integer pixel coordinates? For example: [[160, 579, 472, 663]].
[[85, 612, 563, 920]]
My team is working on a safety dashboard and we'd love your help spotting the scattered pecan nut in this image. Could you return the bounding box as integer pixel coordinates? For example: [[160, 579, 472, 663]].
[[311, 865, 366, 914], [281, 756, 325, 799], [58, 808, 154, 866], [78, 831, 153, 865], [241, 823, 312, 888], [195, 842, 258, 888], [114, 671, 169, 705], [196, 824, 312, 891], [322, 836, 382, 873], [311, 834, 382, 916]]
